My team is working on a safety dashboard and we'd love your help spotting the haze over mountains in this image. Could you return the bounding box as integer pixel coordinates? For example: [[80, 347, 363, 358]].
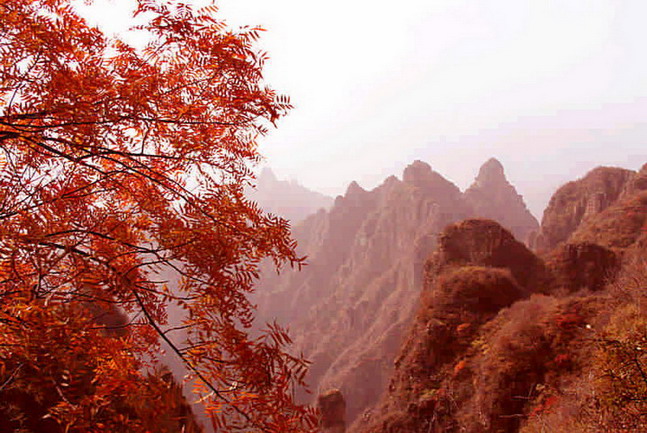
[[248, 157, 646, 432], [247, 167, 334, 224], [252, 157, 539, 423], [352, 162, 646, 433]]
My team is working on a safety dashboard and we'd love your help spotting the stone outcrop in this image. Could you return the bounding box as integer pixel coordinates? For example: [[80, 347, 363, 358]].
[[619, 162, 647, 199], [349, 162, 647, 433], [318, 389, 346, 433], [545, 242, 620, 293], [350, 220, 534, 433], [530, 166, 635, 252], [569, 164, 647, 252], [528, 163, 646, 257], [464, 158, 539, 243], [428, 218, 547, 291]]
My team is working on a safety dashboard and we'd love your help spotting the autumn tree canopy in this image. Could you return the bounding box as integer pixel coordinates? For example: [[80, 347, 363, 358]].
[[0, 0, 315, 431]]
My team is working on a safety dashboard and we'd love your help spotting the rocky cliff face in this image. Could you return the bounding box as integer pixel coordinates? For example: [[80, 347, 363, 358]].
[[255, 161, 474, 424], [428, 219, 546, 291], [544, 242, 620, 294], [463, 158, 539, 244], [529, 166, 635, 252], [246, 167, 333, 224], [254, 159, 538, 426], [350, 219, 536, 432], [529, 164, 646, 293], [318, 389, 347, 433], [568, 163, 647, 252], [350, 162, 646, 433]]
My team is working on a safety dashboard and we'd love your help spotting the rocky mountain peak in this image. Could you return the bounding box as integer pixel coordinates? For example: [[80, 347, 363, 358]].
[[382, 175, 400, 187], [258, 166, 278, 184], [429, 219, 545, 290], [402, 160, 433, 184], [253, 159, 547, 429], [254, 160, 475, 426], [402, 160, 464, 206], [474, 157, 505, 186], [530, 166, 635, 252], [345, 180, 366, 197], [464, 158, 538, 243]]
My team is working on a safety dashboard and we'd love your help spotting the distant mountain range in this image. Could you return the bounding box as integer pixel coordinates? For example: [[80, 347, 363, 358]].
[[246, 167, 334, 224]]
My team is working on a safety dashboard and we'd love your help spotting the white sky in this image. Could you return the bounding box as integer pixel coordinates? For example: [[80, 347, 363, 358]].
[[75, 0, 647, 218]]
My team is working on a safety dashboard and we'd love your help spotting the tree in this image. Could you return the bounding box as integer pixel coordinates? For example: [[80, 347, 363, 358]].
[[0, 0, 316, 431]]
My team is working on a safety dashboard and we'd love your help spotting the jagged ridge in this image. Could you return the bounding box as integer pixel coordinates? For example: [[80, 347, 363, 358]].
[[254, 158, 538, 425]]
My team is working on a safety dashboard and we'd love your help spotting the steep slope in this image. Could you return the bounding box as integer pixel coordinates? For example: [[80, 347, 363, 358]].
[[352, 162, 646, 433], [351, 219, 541, 432], [255, 160, 479, 423], [529, 166, 635, 252], [428, 219, 546, 291], [539, 163, 646, 293], [463, 158, 539, 243], [246, 167, 333, 224], [569, 162, 647, 251], [544, 242, 620, 294]]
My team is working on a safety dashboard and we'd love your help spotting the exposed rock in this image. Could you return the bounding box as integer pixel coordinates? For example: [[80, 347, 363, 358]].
[[403, 160, 465, 208], [464, 158, 539, 243], [245, 167, 333, 224], [568, 166, 647, 252], [254, 161, 475, 424], [402, 159, 435, 185], [253, 160, 537, 426], [546, 242, 620, 293], [348, 162, 647, 433], [428, 218, 547, 291], [318, 389, 347, 433], [350, 221, 533, 433], [345, 180, 366, 198], [530, 166, 635, 252], [620, 162, 647, 199]]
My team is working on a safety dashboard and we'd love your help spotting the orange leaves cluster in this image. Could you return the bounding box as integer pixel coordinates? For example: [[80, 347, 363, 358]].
[[0, 0, 314, 431], [0, 302, 146, 432]]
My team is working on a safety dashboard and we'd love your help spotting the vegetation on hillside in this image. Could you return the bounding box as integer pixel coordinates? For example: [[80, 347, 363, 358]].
[[352, 168, 646, 433]]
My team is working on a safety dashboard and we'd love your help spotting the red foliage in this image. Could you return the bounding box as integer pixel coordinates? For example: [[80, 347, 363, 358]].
[[456, 322, 471, 335], [554, 310, 585, 329], [0, 0, 315, 431], [452, 360, 467, 377], [553, 353, 572, 369], [529, 395, 559, 418]]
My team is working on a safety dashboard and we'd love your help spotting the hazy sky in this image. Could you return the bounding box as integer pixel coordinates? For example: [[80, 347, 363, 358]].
[[76, 0, 647, 218]]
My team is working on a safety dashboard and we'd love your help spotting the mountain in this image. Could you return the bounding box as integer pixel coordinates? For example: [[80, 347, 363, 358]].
[[246, 167, 333, 224], [254, 158, 537, 425], [350, 162, 646, 433], [529, 166, 635, 252], [568, 163, 647, 252], [350, 219, 540, 432], [463, 158, 539, 244]]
